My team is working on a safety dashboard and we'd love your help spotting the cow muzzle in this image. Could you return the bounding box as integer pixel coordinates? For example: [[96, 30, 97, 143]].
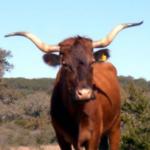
[[75, 88, 95, 101]]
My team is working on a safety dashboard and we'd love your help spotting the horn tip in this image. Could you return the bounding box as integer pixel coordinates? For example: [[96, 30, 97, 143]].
[[4, 32, 27, 38], [138, 20, 144, 25], [125, 20, 144, 28], [4, 34, 10, 37], [4, 33, 15, 38]]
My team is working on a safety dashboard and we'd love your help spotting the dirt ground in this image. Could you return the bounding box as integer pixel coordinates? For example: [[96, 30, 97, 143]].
[[0, 145, 60, 150]]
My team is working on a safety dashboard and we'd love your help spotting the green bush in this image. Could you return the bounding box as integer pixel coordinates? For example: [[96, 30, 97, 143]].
[[121, 83, 150, 150]]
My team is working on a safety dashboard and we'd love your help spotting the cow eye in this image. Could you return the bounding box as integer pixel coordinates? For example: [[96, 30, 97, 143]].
[[79, 61, 85, 65]]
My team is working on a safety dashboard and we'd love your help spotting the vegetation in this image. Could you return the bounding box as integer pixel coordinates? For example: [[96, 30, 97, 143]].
[[0, 78, 56, 147], [0, 48, 13, 78], [0, 77, 149, 149], [121, 81, 150, 149], [0, 50, 150, 149]]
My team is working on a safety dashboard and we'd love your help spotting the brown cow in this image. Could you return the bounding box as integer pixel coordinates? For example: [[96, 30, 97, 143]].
[[5, 21, 143, 150]]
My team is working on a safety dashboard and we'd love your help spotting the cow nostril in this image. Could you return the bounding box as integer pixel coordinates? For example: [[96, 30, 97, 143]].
[[77, 90, 83, 96], [76, 88, 93, 99], [77, 89, 87, 97]]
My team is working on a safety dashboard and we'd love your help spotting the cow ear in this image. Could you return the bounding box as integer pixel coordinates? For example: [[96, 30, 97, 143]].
[[94, 49, 110, 62], [43, 53, 60, 66]]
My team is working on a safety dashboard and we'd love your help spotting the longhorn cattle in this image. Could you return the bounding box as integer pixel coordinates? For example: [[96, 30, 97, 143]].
[[5, 21, 143, 150]]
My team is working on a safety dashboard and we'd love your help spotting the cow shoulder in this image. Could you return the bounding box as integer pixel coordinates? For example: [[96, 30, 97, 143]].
[[93, 62, 120, 104]]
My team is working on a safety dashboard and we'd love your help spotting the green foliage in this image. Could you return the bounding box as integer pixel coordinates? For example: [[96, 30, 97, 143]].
[[0, 48, 13, 77], [121, 83, 150, 150], [4, 78, 54, 92]]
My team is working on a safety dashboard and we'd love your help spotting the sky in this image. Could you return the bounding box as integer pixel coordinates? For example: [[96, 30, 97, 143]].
[[0, 0, 149, 80]]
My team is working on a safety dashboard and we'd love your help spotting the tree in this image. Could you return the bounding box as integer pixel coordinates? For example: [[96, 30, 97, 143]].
[[0, 48, 13, 78], [0, 48, 13, 107]]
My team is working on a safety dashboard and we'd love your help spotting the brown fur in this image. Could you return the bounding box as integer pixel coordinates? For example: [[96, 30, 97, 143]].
[[50, 37, 121, 150]]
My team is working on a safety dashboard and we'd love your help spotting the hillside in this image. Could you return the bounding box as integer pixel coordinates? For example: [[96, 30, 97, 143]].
[[0, 76, 150, 149], [4, 78, 55, 92]]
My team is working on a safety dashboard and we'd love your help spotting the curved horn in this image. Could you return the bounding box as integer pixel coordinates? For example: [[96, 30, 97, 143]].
[[5, 32, 60, 53], [93, 21, 143, 48]]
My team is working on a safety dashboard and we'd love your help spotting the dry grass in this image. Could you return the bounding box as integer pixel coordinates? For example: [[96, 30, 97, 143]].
[[0, 145, 60, 150]]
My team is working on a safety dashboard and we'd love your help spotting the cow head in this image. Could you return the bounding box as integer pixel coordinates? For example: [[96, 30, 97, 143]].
[[43, 37, 110, 101], [5, 21, 143, 101]]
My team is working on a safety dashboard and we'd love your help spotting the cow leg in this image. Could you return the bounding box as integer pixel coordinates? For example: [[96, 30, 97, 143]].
[[99, 135, 109, 150], [86, 133, 100, 150], [108, 118, 120, 150], [74, 144, 83, 150], [56, 133, 72, 150], [87, 138, 100, 150], [75, 132, 99, 150], [108, 128, 120, 150]]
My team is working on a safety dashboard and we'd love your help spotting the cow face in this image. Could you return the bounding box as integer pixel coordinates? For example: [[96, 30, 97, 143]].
[[60, 37, 95, 101], [43, 36, 109, 101]]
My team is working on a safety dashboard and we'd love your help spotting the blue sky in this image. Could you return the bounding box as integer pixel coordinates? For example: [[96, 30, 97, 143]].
[[0, 0, 149, 80]]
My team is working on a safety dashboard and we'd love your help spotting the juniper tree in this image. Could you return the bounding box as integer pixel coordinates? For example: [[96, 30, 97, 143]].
[[0, 48, 13, 78]]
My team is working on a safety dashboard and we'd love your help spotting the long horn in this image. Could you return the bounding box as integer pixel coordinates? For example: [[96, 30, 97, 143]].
[[5, 32, 60, 53], [93, 21, 143, 48]]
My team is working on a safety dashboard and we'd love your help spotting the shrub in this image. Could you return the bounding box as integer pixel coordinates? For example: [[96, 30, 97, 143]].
[[22, 92, 50, 117], [121, 83, 150, 149]]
